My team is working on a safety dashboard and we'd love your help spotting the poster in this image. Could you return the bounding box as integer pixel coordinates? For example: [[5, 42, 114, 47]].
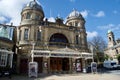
[[28, 62, 38, 77], [76, 62, 81, 71]]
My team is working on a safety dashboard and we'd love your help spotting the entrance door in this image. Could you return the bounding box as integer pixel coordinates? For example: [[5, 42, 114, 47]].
[[34, 57, 43, 73], [20, 59, 28, 73], [62, 58, 69, 71], [50, 57, 62, 72]]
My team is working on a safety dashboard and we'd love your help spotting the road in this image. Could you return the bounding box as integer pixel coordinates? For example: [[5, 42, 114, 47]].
[[0, 70, 120, 80], [105, 70, 120, 75]]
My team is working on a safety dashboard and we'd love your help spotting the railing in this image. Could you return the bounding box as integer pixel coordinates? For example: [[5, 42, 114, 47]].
[[19, 41, 85, 49]]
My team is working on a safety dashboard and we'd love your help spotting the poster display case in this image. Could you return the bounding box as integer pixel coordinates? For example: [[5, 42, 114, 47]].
[[28, 62, 38, 77]]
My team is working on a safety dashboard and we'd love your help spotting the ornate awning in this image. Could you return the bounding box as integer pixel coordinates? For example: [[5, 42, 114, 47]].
[[32, 48, 93, 59]]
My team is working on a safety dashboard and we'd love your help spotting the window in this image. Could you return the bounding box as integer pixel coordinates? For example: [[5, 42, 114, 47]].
[[76, 35, 79, 44], [26, 13, 31, 19], [0, 53, 7, 67], [19, 30, 22, 40], [37, 30, 41, 40], [75, 22, 78, 27], [35, 14, 40, 20], [24, 29, 29, 40]]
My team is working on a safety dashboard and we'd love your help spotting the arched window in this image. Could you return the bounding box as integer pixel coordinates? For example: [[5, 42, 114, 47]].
[[49, 33, 69, 46], [109, 37, 111, 41]]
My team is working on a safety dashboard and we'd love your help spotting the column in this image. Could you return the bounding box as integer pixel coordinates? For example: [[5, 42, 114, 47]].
[[69, 58, 72, 73], [72, 58, 76, 73], [43, 57, 48, 74], [82, 58, 86, 73]]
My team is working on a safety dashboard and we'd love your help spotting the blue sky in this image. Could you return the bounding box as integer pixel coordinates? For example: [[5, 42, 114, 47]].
[[0, 0, 120, 42]]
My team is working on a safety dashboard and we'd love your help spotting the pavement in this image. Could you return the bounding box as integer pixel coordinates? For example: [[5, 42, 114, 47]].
[[0, 72, 120, 80]]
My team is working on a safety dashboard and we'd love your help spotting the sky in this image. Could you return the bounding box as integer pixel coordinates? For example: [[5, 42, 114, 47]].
[[0, 0, 120, 42]]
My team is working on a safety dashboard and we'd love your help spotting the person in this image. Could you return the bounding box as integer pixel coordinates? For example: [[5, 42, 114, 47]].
[[91, 62, 97, 74]]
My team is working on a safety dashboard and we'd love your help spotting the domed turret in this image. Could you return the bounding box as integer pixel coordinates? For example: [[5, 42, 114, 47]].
[[67, 9, 83, 19], [20, 0, 44, 25], [107, 30, 112, 34], [23, 0, 44, 13], [65, 9, 85, 28]]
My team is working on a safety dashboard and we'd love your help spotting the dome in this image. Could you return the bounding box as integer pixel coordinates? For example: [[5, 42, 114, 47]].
[[23, 0, 43, 12], [108, 30, 112, 33], [67, 9, 83, 19]]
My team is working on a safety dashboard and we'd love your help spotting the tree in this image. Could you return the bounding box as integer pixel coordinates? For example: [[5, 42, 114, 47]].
[[116, 54, 120, 64], [88, 36, 107, 63]]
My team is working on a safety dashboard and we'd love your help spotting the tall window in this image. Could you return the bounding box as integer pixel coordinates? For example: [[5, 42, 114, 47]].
[[19, 30, 22, 40], [35, 14, 40, 20], [75, 22, 78, 27], [24, 29, 29, 40], [0, 53, 7, 67], [37, 30, 41, 40], [26, 13, 31, 19], [76, 35, 79, 44]]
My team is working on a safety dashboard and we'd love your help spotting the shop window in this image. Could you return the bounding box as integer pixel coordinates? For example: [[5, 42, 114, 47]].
[[24, 29, 29, 40]]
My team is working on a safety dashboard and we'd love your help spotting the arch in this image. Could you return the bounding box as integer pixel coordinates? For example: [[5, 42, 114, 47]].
[[49, 33, 69, 46]]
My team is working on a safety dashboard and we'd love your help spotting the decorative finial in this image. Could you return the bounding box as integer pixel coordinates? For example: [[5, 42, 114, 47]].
[[73, 8, 76, 11]]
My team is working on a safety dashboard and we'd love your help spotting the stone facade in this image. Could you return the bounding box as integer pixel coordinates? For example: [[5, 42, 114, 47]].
[[15, 0, 92, 74], [104, 30, 120, 59]]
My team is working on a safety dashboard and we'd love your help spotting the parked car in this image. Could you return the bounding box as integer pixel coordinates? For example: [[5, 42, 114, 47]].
[[103, 60, 118, 69]]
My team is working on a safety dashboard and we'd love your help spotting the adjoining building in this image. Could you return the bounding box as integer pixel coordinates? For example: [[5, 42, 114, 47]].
[[15, 0, 93, 74], [104, 30, 120, 60], [0, 23, 15, 68]]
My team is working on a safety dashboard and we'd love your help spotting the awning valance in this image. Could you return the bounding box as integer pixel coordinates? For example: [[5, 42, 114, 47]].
[[32, 48, 93, 59]]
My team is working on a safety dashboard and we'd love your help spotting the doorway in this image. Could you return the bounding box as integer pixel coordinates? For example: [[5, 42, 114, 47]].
[[34, 57, 43, 73]]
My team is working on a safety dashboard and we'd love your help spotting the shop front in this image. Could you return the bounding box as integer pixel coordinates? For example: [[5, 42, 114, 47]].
[[31, 48, 93, 74]]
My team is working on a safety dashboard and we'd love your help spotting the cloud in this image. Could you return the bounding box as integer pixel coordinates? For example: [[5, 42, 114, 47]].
[[80, 10, 89, 18], [87, 31, 98, 39], [94, 11, 105, 17], [48, 17, 55, 22], [0, 16, 7, 22], [98, 24, 120, 32], [0, 0, 31, 26], [70, 0, 76, 2]]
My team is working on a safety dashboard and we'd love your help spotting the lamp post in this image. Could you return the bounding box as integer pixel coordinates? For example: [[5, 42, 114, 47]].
[[90, 45, 94, 62], [31, 42, 35, 62]]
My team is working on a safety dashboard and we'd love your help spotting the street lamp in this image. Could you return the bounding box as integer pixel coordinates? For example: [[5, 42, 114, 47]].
[[90, 45, 94, 62]]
